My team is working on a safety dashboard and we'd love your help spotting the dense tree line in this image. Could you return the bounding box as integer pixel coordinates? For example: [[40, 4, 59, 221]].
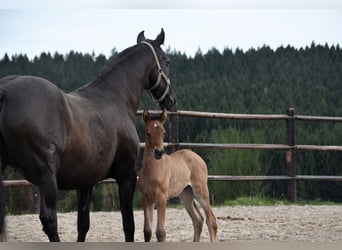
[[1, 42, 342, 213]]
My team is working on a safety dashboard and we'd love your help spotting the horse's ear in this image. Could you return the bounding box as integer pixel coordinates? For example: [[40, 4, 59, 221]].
[[137, 30, 146, 43], [155, 28, 165, 46], [143, 109, 149, 122], [160, 108, 167, 124]]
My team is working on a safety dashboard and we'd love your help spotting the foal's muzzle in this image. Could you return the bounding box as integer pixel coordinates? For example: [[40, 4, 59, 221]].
[[153, 148, 165, 160]]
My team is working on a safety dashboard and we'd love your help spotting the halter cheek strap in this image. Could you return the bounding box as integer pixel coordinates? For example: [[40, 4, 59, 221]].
[[140, 41, 171, 103]]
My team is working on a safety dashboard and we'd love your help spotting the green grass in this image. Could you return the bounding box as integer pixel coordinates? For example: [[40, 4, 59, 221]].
[[222, 196, 288, 206], [134, 195, 341, 212], [221, 196, 341, 206], [297, 199, 340, 206]]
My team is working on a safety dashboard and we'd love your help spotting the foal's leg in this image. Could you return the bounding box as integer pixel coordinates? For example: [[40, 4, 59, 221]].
[[142, 196, 154, 242], [193, 187, 217, 241], [76, 187, 93, 242], [38, 172, 60, 242], [179, 186, 204, 242], [155, 194, 167, 242]]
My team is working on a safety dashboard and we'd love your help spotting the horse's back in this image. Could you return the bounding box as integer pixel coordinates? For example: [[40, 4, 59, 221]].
[[0, 75, 67, 120], [0, 75, 68, 182], [0, 75, 67, 135], [0, 75, 67, 137], [0, 75, 62, 93]]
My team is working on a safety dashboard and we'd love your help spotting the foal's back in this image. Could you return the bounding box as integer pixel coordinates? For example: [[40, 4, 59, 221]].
[[170, 149, 208, 181]]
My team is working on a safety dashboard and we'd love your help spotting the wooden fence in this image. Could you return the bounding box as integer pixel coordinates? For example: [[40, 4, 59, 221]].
[[137, 107, 342, 202], [4, 108, 342, 203]]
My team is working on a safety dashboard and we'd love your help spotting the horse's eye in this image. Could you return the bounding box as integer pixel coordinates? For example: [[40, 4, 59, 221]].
[[163, 55, 170, 67], [163, 132, 167, 138]]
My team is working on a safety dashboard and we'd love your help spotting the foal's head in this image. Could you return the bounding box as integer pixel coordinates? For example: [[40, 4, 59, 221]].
[[143, 109, 167, 160]]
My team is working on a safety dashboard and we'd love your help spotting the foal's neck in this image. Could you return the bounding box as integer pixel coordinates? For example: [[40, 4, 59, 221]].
[[143, 142, 167, 163]]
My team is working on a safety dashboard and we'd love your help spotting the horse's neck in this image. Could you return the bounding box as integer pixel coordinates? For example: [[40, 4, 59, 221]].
[[106, 64, 145, 118], [78, 46, 149, 119]]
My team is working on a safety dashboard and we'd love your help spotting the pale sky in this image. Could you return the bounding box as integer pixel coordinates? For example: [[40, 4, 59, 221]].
[[1, 1, 342, 59]]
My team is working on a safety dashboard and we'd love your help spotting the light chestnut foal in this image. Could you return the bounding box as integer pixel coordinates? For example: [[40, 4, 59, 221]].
[[137, 109, 217, 242]]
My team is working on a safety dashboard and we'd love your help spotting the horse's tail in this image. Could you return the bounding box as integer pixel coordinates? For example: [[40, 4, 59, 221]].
[[0, 89, 6, 241], [0, 165, 6, 241]]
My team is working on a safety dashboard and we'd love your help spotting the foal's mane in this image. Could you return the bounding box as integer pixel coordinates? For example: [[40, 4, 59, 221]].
[[145, 113, 163, 122]]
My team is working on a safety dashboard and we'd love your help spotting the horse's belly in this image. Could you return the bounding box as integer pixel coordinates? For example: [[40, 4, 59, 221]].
[[58, 133, 115, 189], [57, 156, 112, 190]]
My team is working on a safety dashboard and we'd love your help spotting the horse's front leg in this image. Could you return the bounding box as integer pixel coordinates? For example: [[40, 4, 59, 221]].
[[76, 187, 93, 242], [117, 174, 136, 242], [155, 195, 167, 242]]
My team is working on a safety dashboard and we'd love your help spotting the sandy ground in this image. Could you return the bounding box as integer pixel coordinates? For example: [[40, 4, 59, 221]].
[[4, 205, 342, 242]]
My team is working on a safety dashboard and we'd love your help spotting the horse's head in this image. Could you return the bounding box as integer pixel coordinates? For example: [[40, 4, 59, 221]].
[[143, 109, 167, 160], [137, 29, 177, 112]]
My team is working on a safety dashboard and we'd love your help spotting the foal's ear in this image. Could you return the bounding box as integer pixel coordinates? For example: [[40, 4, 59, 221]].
[[155, 28, 165, 46], [137, 30, 146, 43], [160, 108, 167, 124], [143, 109, 149, 122]]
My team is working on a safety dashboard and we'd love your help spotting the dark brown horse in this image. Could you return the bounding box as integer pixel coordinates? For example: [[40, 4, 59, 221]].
[[0, 29, 177, 242]]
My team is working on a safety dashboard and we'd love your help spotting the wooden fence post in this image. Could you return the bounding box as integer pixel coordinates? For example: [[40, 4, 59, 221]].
[[168, 111, 180, 204], [168, 111, 179, 154], [286, 107, 297, 202]]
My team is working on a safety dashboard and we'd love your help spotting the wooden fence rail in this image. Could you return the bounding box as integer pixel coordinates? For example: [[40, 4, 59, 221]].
[[4, 108, 342, 203], [139, 107, 342, 202]]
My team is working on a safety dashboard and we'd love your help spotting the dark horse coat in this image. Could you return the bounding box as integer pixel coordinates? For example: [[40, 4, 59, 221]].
[[0, 29, 176, 242]]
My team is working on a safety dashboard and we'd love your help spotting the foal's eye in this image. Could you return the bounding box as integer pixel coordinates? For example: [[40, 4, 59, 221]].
[[146, 132, 151, 138], [163, 132, 167, 138]]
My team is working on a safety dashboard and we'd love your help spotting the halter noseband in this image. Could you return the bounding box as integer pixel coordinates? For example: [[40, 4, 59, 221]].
[[140, 41, 171, 104]]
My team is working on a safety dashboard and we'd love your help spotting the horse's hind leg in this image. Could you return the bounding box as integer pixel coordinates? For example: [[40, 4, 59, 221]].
[[179, 186, 204, 242], [76, 187, 93, 242], [37, 145, 61, 242]]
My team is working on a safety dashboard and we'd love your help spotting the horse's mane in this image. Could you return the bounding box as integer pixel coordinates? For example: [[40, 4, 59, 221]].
[[99, 44, 139, 77], [73, 44, 140, 92]]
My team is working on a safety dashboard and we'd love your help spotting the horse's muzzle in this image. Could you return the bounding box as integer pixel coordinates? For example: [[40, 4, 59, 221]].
[[153, 148, 165, 160]]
